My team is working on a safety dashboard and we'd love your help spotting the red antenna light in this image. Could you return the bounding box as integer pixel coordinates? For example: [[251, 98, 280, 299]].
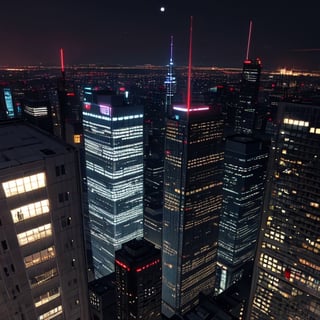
[[245, 20, 252, 60], [187, 16, 193, 113], [60, 48, 65, 74]]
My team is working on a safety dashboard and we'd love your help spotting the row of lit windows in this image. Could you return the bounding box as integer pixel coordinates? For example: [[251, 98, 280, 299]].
[[17, 223, 52, 246], [88, 176, 143, 201], [24, 246, 55, 268], [83, 111, 143, 121], [283, 118, 309, 127], [24, 105, 48, 117], [30, 267, 58, 288], [38, 305, 62, 320], [309, 127, 320, 134], [86, 161, 143, 179], [264, 229, 285, 244], [11, 199, 49, 223], [85, 139, 142, 160], [2, 172, 46, 198], [187, 153, 224, 168], [34, 287, 60, 308], [260, 253, 281, 274], [181, 263, 215, 294], [182, 250, 214, 274]]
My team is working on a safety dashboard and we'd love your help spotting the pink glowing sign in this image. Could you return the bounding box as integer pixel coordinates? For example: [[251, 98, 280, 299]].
[[99, 104, 112, 116]]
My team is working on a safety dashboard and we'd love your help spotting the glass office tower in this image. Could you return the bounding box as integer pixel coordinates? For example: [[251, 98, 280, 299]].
[[217, 135, 268, 293], [82, 89, 144, 278], [161, 105, 224, 317], [235, 58, 262, 135], [248, 102, 320, 319]]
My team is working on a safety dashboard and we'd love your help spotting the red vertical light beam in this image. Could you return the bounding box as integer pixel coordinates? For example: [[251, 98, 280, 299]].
[[246, 20, 252, 60], [187, 16, 193, 112], [60, 48, 65, 74]]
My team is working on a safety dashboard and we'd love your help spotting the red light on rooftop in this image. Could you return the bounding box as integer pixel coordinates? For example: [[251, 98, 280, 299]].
[[84, 103, 91, 110], [119, 87, 126, 92], [115, 259, 131, 272], [67, 92, 75, 96], [244, 59, 252, 64], [135, 259, 160, 273]]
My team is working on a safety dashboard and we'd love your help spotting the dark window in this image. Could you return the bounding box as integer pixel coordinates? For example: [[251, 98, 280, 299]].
[[4, 267, 9, 276], [58, 193, 64, 202], [56, 164, 66, 177], [58, 192, 70, 203], [1, 240, 8, 251]]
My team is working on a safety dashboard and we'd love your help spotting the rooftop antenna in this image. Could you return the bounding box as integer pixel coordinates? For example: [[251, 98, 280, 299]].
[[187, 16, 193, 112], [165, 36, 175, 112], [245, 20, 253, 60], [170, 35, 174, 66], [60, 48, 65, 80]]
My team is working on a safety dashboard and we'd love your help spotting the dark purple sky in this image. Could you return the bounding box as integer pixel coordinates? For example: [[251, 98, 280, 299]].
[[1, 0, 319, 70]]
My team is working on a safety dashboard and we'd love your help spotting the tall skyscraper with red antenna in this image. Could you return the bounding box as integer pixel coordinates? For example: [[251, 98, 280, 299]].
[[235, 21, 262, 135], [161, 17, 224, 317]]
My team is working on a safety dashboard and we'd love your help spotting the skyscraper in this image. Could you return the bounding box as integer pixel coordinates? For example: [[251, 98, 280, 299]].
[[161, 104, 224, 317], [216, 135, 268, 293], [235, 58, 262, 135], [0, 85, 15, 120], [247, 102, 320, 319], [82, 88, 144, 278], [164, 36, 176, 116], [115, 238, 162, 319], [0, 121, 90, 320]]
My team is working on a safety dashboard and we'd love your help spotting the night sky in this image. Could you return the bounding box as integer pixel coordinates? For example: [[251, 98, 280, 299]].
[[1, 0, 319, 70]]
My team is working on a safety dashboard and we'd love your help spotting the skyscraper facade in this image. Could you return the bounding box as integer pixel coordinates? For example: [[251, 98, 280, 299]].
[[82, 88, 144, 278], [0, 85, 15, 119], [0, 121, 90, 320], [235, 58, 262, 135], [161, 105, 224, 317], [217, 135, 268, 293], [115, 238, 161, 319], [248, 102, 320, 319]]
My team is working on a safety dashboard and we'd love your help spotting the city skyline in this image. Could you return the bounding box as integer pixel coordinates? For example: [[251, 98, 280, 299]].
[[1, 0, 320, 70]]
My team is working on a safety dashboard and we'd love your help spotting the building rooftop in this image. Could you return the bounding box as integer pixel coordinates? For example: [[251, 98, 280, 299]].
[[0, 120, 70, 170]]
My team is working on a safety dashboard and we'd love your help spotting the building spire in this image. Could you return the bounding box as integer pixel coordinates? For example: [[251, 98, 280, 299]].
[[187, 16, 193, 112], [165, 36, 176, 114]]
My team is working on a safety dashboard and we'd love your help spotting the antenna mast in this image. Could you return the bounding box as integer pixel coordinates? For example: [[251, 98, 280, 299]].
[[187, 16, 193, 112], [245, 20, 253, 60], [60, 48, 65, 80]]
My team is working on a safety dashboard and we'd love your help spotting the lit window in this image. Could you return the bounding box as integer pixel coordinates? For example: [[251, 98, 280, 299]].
[[24, 246, 55, 268], [30, 267, 58, 288], [2, 173, 46, 198], [73, 134, 81, 144], [34, 287, 60, 308], [17, 223, 52, 246], [11, 199, 49, 223], [38, 305, 62, 320]]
